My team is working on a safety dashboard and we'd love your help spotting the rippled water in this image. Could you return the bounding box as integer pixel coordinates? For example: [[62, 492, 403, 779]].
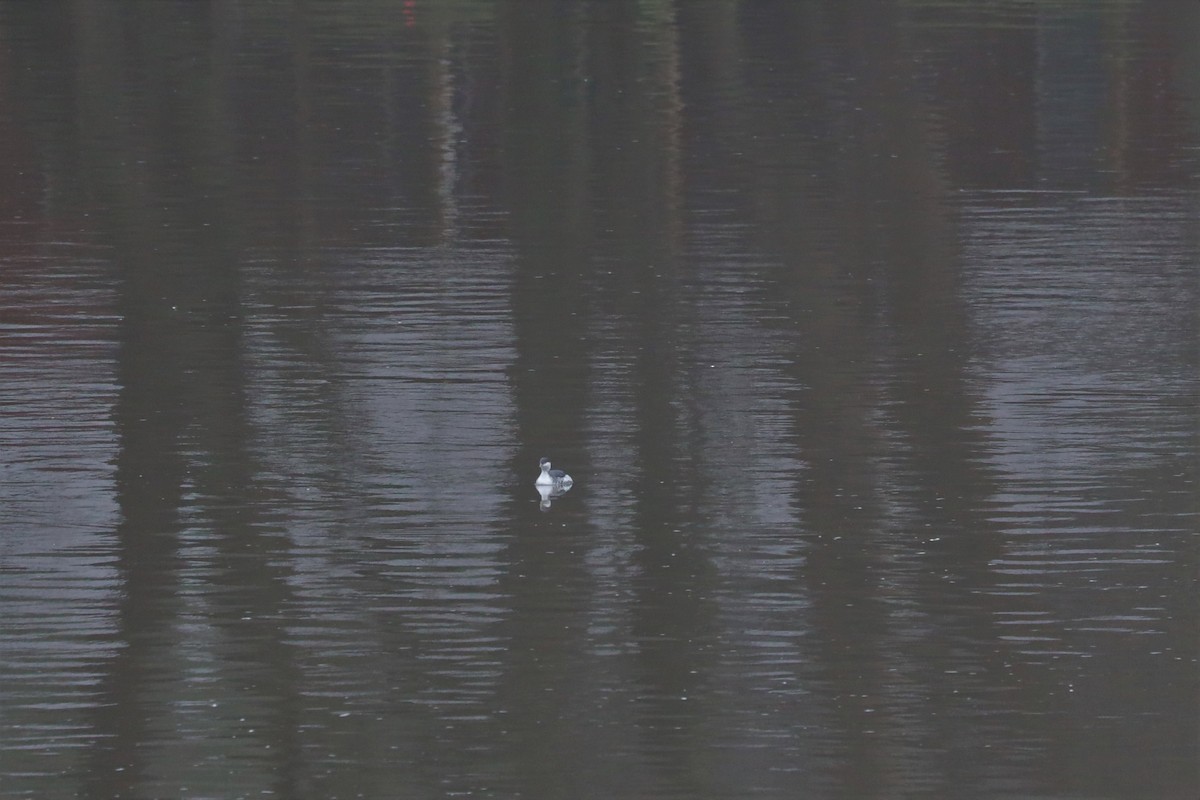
[[1, 3, 1198, 799]]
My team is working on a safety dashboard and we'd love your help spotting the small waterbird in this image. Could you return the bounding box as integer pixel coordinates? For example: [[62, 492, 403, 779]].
[[536, 457, 573, 488]]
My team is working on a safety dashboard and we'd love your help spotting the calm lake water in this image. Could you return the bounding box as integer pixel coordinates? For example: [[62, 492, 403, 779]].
[[1, 2, 1197, 798]]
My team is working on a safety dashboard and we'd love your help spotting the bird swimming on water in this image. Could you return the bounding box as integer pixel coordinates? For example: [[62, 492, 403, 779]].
[[536, 457, 573, 488]]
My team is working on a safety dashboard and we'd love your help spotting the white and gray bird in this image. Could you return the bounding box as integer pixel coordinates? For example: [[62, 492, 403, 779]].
[[536, 457, 573, 489]]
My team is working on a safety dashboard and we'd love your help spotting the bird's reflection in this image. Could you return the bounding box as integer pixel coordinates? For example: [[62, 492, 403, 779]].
[[536, 482, 572, 510]]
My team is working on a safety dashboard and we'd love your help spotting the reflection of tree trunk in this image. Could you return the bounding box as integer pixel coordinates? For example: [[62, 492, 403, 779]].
[[586, 2, 716, 793], [69, 5, 186, 794], [492, 4, 594, 796], [798, 5, 1002, 794], [93, 291, 191, 799], [64, 4, 306, 794], [674, 2, 1006, 792], [500, 2, 592, 456], [495, 0, 708, 792]]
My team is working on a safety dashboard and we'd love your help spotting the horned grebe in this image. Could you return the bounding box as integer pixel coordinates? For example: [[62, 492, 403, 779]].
[[536, 457, 573, 488]]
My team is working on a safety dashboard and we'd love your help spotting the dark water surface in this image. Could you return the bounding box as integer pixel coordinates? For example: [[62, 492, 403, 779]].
[[1, 3, 1197, 798]]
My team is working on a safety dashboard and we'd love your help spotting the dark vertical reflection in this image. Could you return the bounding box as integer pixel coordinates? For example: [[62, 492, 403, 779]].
[[61, 5, 191, 795], [501, 1, 592, 456], [678, 2, 1011, 795], [493, 2, 596, 795], [496, 0, 717, 793], [821, 4, 1008, 791], [743, 5, 899, 794], [585, 2, 719, 794], [39, 3, 304, 796]]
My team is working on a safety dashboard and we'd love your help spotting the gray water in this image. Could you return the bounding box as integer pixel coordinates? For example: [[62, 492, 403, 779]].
[[1, 3, 1197, 798]]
